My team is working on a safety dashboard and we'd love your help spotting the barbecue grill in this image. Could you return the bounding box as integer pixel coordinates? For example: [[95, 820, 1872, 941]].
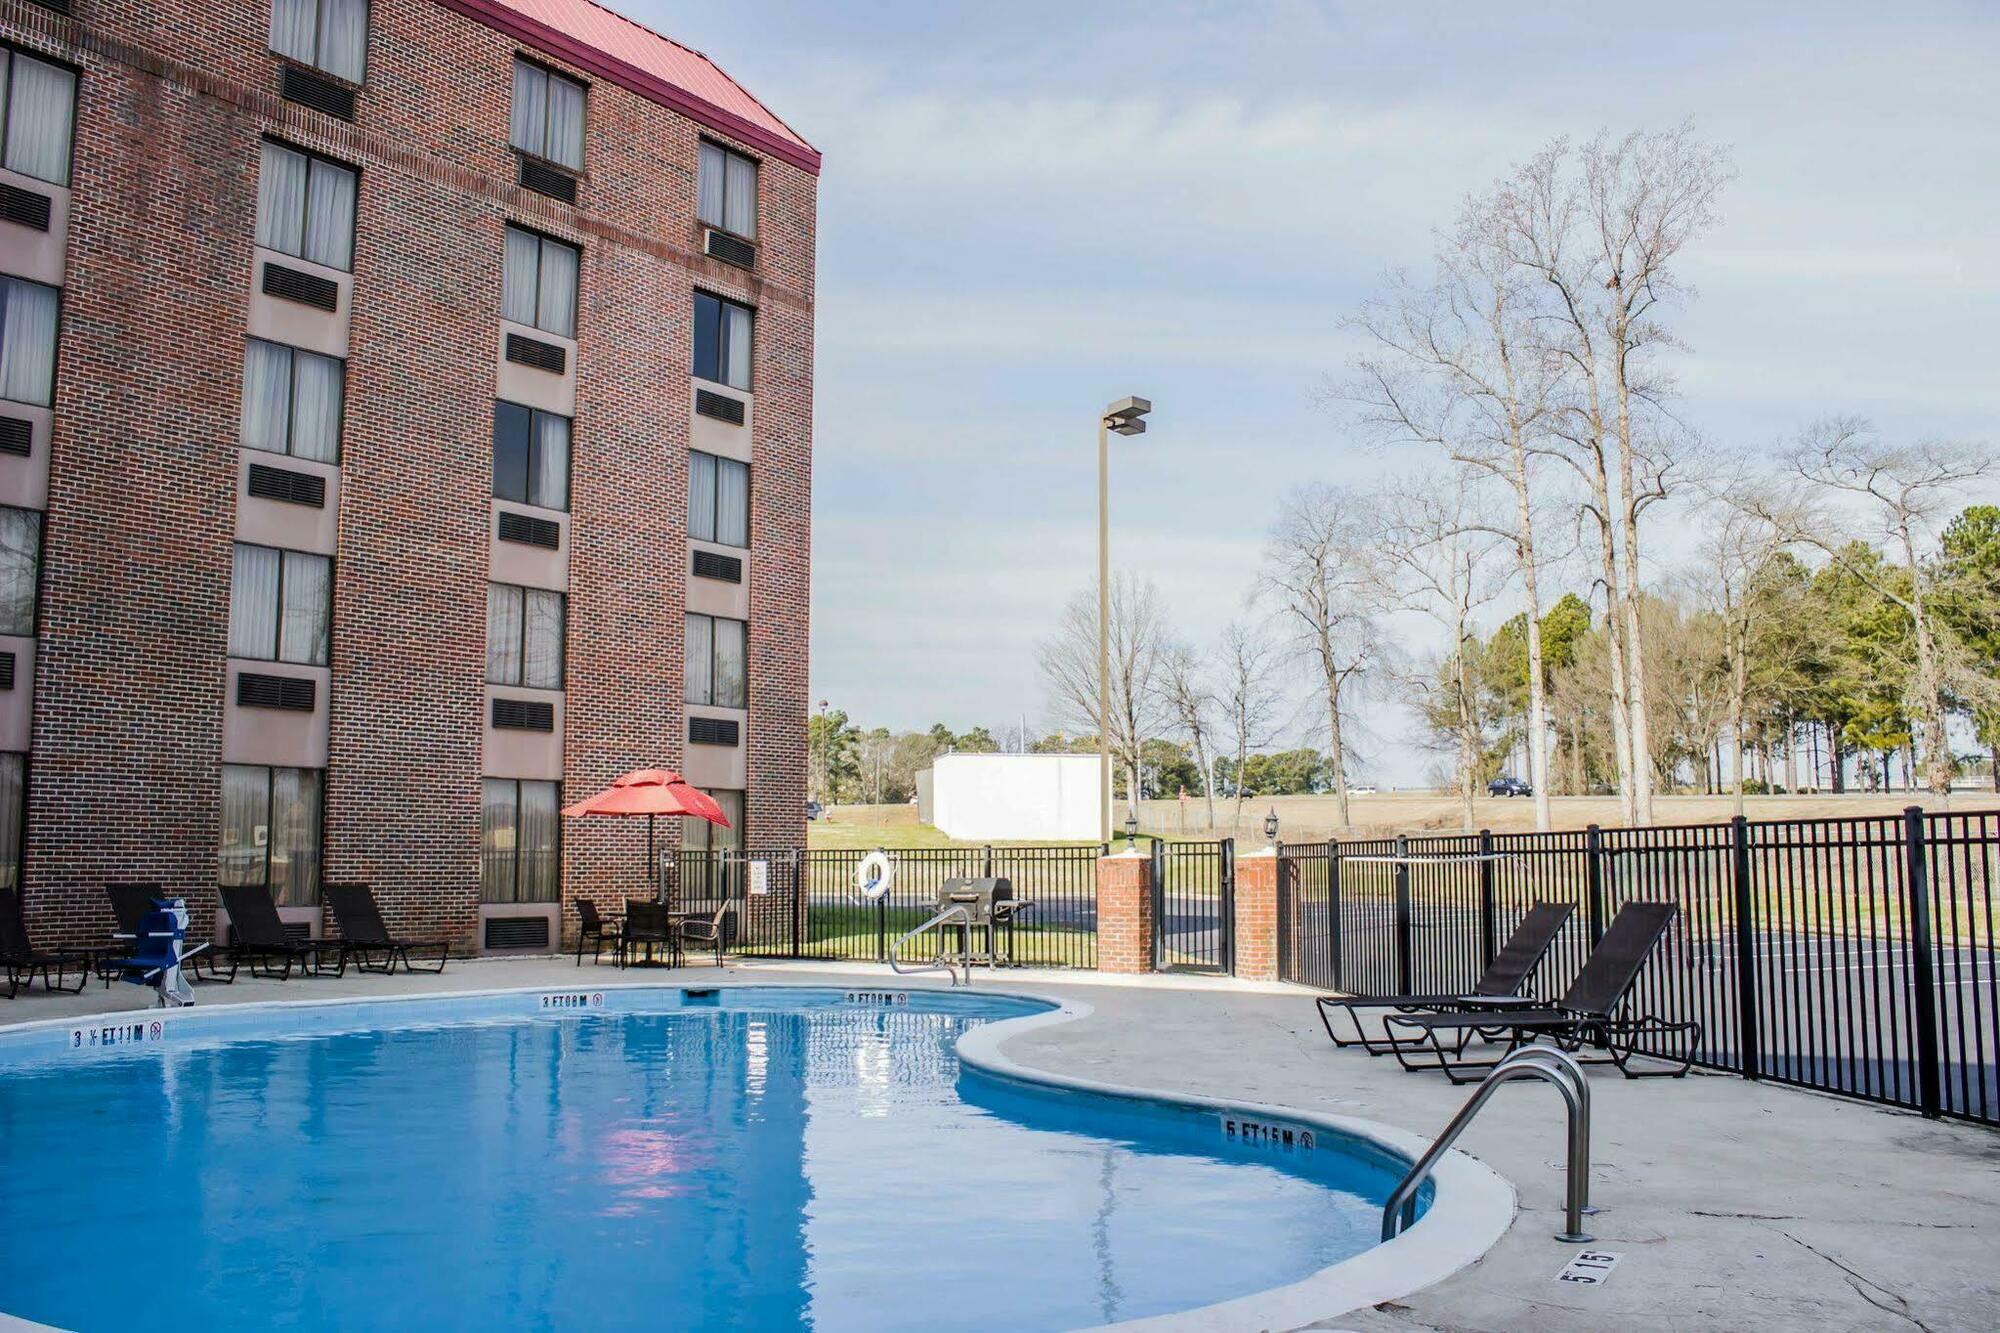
[[934, 877, 1034, 968]]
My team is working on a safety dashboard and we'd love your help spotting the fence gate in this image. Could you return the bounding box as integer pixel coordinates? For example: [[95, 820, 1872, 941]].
[[1151, 839, 1234, 973]]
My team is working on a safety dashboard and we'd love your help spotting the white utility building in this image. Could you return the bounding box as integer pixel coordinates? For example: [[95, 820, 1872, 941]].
[[920, 753, 1104, 841]]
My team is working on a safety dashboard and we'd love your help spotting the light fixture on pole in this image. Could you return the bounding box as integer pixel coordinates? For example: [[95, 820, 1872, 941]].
[[1265, 808, 1280, 848], [1124, 811, 1139, 854], [1097, 394, 1152, 845]]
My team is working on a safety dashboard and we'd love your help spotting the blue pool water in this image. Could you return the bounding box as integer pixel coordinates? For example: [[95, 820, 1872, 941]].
[[0, 988, 1412, 1330]]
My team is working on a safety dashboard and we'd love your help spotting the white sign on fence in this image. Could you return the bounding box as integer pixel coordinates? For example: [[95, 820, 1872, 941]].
[[749, 860, 769, 896], [1555, 1250, 1622, 1286]]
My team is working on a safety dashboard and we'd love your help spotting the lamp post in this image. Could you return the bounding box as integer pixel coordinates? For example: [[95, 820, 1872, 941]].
[[1125, 811, 1140, 854], [1265, 808, 1280, 850], [1098, 395, 1152, 843]]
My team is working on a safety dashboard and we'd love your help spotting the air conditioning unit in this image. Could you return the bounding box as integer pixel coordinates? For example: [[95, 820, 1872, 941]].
[[704, 228, 755, 269]]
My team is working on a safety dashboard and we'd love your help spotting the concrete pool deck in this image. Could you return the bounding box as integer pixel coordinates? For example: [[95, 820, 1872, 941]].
[[4, 956, 1995, 1331]]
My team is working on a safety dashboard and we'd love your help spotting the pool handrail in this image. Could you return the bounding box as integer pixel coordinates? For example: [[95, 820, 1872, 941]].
[[887, 903, 974, 987], [1382, 1043, 1592, 1244]]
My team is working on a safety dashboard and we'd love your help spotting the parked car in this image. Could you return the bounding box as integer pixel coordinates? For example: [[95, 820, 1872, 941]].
[[1346, 785, 1378, 796], [1487, 776, 1532, 797], [806, 800, 825, 820]]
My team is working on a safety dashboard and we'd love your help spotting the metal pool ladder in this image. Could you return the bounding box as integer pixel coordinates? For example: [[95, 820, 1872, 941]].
[[886, 903, 974, 987], [1382, 1043, 1594, 1244]]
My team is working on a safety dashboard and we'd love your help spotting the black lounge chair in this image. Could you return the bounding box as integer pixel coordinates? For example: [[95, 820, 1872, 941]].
[[103, 884, 239, 987], [0, 887, 99, 997], [219, 885, 328, 980], [575, 899, 619, 966], [1317, 901, 1575, 1053], [675, 900, 733, 968], [1382, 901, 1701, 1083], [324, 884, 451, 975]]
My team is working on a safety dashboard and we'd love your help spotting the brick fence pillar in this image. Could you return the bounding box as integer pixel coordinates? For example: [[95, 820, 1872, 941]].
[[1096, 852, 1155, 973], [1233, 849, 1280, 981]]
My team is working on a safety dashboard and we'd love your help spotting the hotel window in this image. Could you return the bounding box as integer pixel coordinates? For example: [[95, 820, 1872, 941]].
[[254, 140, 357, 271], [241, 340, 344, 463], [0, 276, 57, 409], [696, 141, 757, 241], [508, 59, 585, 172], [269, 0, 368, 84], [220, 764, 323, 906], [486, 584, 564, 689], [688, 450, 748, 548], [0, 47, 76, 187], [229, 544, 331, 666], [0, 752, 21, 893], [684, 613, 746, 709], [502, 225, 578, 338], [682, 787, 742, 853], [0, 505, 37, 636], [481, 778, 560, 903], [492, 402, 570, 511], [692, 291, 751, 391]]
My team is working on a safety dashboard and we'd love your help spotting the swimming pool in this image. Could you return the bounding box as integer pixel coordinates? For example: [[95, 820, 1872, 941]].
[[0, 985, 1488, 1330]]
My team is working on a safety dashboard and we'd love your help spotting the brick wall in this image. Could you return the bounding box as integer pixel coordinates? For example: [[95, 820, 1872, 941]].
[[4, 0, 815, 946], [1095, 853, 1154, 974], [1232, 851, 1279, 982]]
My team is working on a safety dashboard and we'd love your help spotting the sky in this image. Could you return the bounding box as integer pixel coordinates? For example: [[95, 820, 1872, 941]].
[[626, 0, 1998, 784]]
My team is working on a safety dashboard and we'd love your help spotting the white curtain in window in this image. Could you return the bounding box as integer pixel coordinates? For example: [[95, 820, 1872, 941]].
[[269, 0, 316, 65], [714, 617, 747, 708], [687, 451, 717, 542], [509, 61, 545, 156], [0, 507, 39, 638], [318, 0, 369, 83], [538, 239, 578, 338], [533, 412, 569, 511], [290, 350, 343, 462], [279, 551, 330, 665], [5, 55, 74, 187], [304, 159, 357, 270], [0, 278, 58, 408], [480, 779, 518, 903], [724, 152, 756, 240], [715, 458, 749, 547], [546, 76, 585, 170], [270, 766, 322, 906], [518, 781, 560, 902], [230, 545, 281, 659], [712, 789, 743, 853], [0, 752, 22, 893], [502, 227, 539, 327], [724, 303, 751, 390], [684, 615, 713, 705], [523, 590, 563, 689], [255, 142, 307, 257], [697, 142, 726, 229], [486, 584, 523, 685], [220, 765, 271, 888], [240, 341, 290, 454]]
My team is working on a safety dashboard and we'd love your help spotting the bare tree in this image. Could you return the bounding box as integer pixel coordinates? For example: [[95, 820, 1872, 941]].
[[1158, 640, 1218, 830], [1492, 126, 1732, 824], [1694, 480, 1797, 814], [1038, 575, 1169, 825], [1350, 192, 1563, 830], [1760, 419, 1996, 798], [1371, 473, 1510, 830], [1260, 486, 1379, 831], [1215, 620, 1284, 832]]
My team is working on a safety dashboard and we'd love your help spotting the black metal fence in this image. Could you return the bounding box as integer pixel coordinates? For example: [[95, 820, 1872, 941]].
[[1150, 838, 1234, 972], [1277, 807, 1999, 1126], [667, 844, 1102, 970]]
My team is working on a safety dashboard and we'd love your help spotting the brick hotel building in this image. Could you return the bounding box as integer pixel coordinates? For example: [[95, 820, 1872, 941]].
[[0, 0, 816, 951]]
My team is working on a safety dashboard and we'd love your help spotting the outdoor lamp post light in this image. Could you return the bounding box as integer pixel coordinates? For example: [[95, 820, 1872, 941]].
[[1097, 394, 1152, 844], [1265, 808, 1280, 848], [1125, 810, 1139, 854]]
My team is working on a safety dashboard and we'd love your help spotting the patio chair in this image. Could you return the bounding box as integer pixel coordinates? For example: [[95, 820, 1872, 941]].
[[0, 888, 98, 997], [324, 883, 451, 976], [1316, 902, 1575, 1053], [618, 900, 676, 968], [102, 884, 239, 987], [218, 885, 328, 980], [575, 899, 619, 966], [675, 900, 733, 968], [1381, 901, 1700, 1083]]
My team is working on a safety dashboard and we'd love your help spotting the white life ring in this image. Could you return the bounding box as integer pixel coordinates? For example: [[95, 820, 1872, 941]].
[[855, 850, 894, 902]]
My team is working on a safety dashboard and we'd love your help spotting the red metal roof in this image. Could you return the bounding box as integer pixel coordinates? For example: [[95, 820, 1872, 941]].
[[433, 0, 820, 174]]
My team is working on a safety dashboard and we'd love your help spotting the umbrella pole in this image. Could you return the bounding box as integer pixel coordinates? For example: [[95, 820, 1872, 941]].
[[647, 814, 657, 902]]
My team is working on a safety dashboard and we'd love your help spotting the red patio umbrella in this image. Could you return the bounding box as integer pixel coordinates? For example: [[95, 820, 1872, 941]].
[[561, 769, 731, 893]]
